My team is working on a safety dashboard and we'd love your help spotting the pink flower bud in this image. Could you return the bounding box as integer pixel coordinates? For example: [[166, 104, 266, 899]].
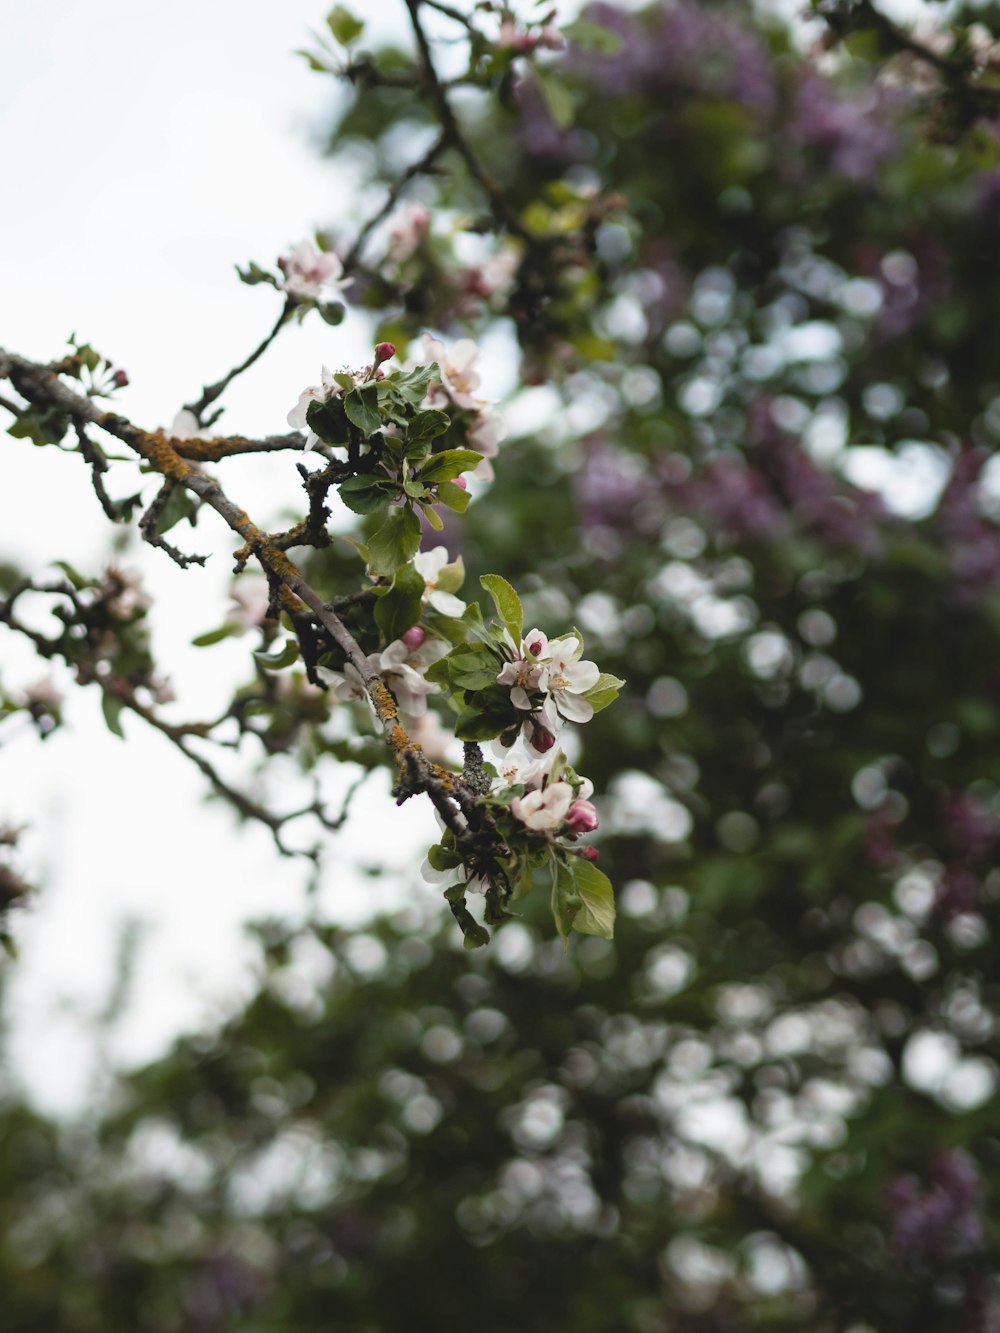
[[402, 626, 426, 650], [453, 475, 468, 490], [565, 799, 599, 833], [527, 636, 544, 656], [579, 845, 600, 862], [112, 368, 129, 388], [374, 342, 396, 364]]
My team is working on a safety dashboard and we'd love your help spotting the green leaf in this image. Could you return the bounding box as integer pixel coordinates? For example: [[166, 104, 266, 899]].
[[235, 260, 279, 287], [384, 363, 438, 406], [191, 624, 237, 648], [436, 555, 466, 595], [584, 672, 626, 714], [454, 699, 512, 741], [562, 17, 624, 54], [480, 574, 523, 644], [101, 691, 126, 739], [306, 396, 349, 446], [550, 856, 615, 941], [339, 475, 394, 515], [418, 449, 482, 484], [407, 409, 451, 445], [550, 857, 580, 944], [367, 506, 421, 577], [254, 638, 300, 670], [427, 842, 461, 872], [448, 648, 502, 691], [374, 562, 424, 642], [421, 503, 445, 531], [326, 4, 364, 45], [344, 383, 380, 436], [535, 70, 577, 129], [52, 560, 90, 591], [157, 486, 197, 535], [569, 857, 616, 939], [436, 480, 471, 512]]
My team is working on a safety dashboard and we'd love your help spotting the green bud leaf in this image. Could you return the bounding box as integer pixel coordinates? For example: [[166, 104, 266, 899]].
[[480, 574, 523, 644], [418, 449, 482, 484], [407, 409, 451, 445], [191, 624, 237, 648], [569, 857, 616, 939], [584, 672, 626, 714], [367, 505, 422, 577], [254, 638, 300, 670], [374, 561, 425, 642], [436, 480, 471, 512], [339, 475, 394, 516], [101, 691, 126, 740], [344, 383, 380, 436], [306, 396, 349, 446], [326, 4, 365, 45]]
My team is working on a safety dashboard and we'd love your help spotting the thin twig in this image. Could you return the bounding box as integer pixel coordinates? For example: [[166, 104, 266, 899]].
[[405, 0, 535, 244], [182, 297, 294, 423]]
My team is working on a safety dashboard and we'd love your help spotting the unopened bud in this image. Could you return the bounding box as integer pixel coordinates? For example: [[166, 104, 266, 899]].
[[453, 475, 468, 490], [530, 724, 556, 753], [565, 798, 599, 834], [374, 341, 396, 364], [402, 626, 426, 650], [112, 368, 129, 388], [579, 845, 600, 862]]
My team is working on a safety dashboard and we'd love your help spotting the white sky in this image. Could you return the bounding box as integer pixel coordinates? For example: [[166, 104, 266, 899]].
[[0, 0, 441, 1113]]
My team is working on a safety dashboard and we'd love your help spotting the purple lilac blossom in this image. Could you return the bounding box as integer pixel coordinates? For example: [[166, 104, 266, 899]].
[[886, 1149, 986, 1264], [937, 447, 1000, 600], [787, 70, 902, 184]]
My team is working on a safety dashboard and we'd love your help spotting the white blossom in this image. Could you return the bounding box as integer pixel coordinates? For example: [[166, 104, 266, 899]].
[[377, 639, 441, 717], [168, 409, 209, 441], [542, 636, 600, 724], [487, 740, 550, 792], [511, 781, 574, 831], [413, 547, 466, 616]]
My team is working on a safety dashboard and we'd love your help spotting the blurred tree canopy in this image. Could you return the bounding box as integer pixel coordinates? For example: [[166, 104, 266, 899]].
[[3, 0, 1000, 1328]]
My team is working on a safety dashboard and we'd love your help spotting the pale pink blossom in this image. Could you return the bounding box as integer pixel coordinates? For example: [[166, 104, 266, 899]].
[[421, 335, 484, 410], [278, 241, 352, 302], [387, 204, 431, 263]]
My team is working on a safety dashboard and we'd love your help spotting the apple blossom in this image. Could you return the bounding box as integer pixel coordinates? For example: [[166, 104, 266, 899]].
[[387, 203, 431, 263], [421, 335, 484, 410], [375, 639, 442, 717], [488, 741, 550, 792], [511, 781, 574, 831], [543, 636, 601, 724], [277, 241, 352, 302], [497, 653, 547, 711], [413, 547, 466, 616]]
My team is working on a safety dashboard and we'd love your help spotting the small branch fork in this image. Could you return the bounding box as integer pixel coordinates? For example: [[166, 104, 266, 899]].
[[0, 348, 505, 869]]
